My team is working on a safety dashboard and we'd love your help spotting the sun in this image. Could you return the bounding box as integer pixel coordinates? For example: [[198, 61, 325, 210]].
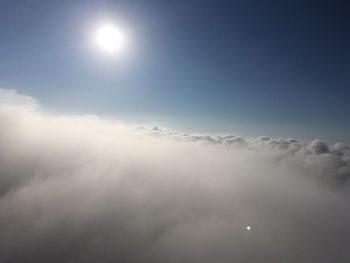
[[95, 24, 125, 54]]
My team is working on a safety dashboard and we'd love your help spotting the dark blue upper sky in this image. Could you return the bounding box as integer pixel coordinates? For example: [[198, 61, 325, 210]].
[[1, 0, 349, 142]]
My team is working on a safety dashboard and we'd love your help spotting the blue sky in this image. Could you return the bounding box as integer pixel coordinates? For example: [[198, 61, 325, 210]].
[[0, 0, 349, 142]]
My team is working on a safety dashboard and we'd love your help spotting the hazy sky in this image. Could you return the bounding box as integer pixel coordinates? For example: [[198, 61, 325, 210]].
[[0, 0, 349, 141], [1, 2, 350, 261]]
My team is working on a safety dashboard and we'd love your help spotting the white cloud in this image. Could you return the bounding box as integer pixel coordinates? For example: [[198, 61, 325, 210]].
[[0, 89, 349, 263]]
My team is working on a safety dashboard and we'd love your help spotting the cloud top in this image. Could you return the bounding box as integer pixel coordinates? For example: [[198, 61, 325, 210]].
[[0, 89, 349, 263]]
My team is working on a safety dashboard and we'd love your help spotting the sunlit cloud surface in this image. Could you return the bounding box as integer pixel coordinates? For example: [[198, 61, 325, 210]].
[[0, 89, 349, 263]]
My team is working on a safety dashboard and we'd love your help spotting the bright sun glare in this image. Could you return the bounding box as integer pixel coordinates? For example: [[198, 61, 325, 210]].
[[95, 24, 125, 54]]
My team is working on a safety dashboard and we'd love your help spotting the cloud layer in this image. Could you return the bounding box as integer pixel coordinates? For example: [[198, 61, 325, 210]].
[[0, 89, 350, 263]]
